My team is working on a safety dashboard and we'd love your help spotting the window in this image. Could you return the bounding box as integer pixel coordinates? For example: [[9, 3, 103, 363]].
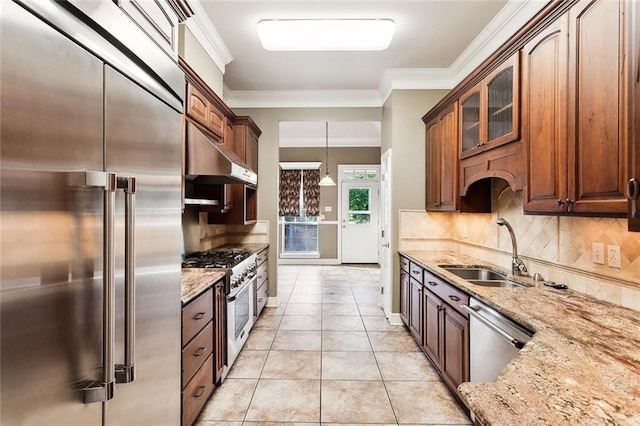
[[279, 166, 320, 257], [342, 168, 378, 180], [348, 187, 371, 224]]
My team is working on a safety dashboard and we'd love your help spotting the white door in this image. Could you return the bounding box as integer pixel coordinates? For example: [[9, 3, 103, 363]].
[[380, 150, 392, 317], [341, 177, 379, 263]]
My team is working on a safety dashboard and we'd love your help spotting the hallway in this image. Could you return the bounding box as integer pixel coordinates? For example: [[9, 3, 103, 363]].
[[196, 264, 471, 425]]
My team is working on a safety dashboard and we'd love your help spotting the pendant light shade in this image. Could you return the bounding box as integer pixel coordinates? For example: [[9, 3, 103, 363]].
[[318, 121, 336, 186]]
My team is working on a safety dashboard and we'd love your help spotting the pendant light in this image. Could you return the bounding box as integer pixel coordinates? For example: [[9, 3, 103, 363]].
[[318, 121, 336, 186]]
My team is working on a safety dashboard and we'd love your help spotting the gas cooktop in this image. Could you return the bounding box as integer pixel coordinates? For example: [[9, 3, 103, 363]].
[[182, 248, 252, 269]]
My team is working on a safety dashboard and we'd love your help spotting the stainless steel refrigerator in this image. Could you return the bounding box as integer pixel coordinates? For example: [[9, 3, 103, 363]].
[[1, 1, 183, 424]]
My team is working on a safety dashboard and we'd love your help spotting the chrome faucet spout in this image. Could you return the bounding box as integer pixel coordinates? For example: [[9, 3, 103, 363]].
[[496, 218, 527, 276]]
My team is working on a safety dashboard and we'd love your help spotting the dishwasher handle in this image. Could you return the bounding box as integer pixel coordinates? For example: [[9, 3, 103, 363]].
[[461, 304, 526, 349]]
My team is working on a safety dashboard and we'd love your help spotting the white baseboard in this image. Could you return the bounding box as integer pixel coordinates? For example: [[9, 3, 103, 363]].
[[266, 296, 279, 307], [278, 258, 341, 265], [387, 312, 404, 326]]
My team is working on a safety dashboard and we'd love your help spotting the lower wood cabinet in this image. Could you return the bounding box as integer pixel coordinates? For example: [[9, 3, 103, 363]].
[[399, 255, 470, 399], [182, 278, 226, 426]]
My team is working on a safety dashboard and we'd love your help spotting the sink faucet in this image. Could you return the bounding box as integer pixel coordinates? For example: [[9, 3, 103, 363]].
[[496, 218, 528, 276]]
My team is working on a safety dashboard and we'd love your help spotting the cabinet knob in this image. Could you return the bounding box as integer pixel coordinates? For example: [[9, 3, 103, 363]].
[[194, 385, 207, 398], [427, 281, 438, 287], [557, 199, 565, 206], [194, 346, 207, 357], [194, 312, 206, 320], [448, 295, 460, 302]]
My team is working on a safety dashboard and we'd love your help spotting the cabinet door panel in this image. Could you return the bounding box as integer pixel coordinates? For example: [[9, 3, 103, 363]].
[[425, 119, 440, 210], [459, 85, 482, 156], [400, 270, 410, 325], [439, 103, 458, 210], [569, 0, 628, 214], [523, 17, 568, 213], [423, 290, 441, 367], [409, 279, 423, 344], [441, 307, 469, 389]]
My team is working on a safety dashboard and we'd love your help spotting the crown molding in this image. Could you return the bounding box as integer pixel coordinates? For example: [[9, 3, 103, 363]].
[[224, 87, 384, 109], [450, 0, 547, 85], [220, 0, 548, 109], [184, 0, 233, 74]]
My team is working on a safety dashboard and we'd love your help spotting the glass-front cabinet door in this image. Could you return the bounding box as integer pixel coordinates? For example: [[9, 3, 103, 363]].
[[460, 85, 481, 154], [459, 52, 520, 158]]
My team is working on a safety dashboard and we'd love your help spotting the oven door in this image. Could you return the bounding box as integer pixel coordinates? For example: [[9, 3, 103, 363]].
[[224, 275, 255, 378]]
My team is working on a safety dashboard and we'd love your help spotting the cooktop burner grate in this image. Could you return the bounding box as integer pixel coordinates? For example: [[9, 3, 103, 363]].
[[182, 248, 252, 269]]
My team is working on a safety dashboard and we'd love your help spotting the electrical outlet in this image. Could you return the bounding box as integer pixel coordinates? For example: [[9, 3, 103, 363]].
[[592, 242, 604, 264], [607, 245, 621, 268]]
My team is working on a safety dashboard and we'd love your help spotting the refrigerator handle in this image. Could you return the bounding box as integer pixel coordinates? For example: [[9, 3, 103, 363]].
[[116, 176, 137, 384], [76, 172, 117, 404]]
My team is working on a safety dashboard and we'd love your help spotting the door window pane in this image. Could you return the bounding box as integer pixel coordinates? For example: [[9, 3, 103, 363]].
[[348, 188, 371, 224]]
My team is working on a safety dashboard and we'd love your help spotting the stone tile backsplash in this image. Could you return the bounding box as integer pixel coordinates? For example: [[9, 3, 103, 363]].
[[399, 188, 640, 312]]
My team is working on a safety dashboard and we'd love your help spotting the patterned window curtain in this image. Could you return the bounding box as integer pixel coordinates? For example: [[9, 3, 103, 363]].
[[303, 169, 320, 217], [279, 169, 301, 216]]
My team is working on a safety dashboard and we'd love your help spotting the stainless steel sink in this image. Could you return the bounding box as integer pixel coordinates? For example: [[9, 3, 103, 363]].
[[440, 266, 523, 288]]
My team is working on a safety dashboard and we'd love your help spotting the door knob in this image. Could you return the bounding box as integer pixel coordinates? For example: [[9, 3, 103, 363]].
[[382, 243, 389, 248]]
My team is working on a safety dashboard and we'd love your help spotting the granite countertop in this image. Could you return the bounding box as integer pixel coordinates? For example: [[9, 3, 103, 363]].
[[400, 250, 640, 426], [181, 269, 227, 305]]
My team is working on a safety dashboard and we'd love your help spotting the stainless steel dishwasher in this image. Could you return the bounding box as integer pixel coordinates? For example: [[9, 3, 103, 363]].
[[462, 297, 533, 382]]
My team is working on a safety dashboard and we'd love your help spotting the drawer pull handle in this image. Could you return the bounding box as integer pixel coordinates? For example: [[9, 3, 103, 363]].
[[258, 298, 263, 303], [194, 312, 206, 320], [195, 346, 207, 357], [427, 281, 438, 286], [448, 295, 460, 302], [194, 385, 207, 398], [412, 270, 420, 275]]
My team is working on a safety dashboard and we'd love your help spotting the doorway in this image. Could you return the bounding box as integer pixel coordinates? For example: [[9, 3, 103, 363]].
[[339, 165, 380, 263]]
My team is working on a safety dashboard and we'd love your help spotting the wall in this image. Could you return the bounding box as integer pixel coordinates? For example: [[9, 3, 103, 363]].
[[279, 146, 381, 260], [231, 107, 382, 303], [178, 25, 224, 96], [382, 90, 449, 314], [398, 184, 640, 312]]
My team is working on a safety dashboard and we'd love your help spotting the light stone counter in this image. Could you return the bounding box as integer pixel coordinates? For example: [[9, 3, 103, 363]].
[[181, 269, 227, 305], [400, 250, 640, 426]]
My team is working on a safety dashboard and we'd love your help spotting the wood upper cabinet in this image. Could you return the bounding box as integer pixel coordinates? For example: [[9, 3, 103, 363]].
[[186, 82, 225, 140], [526, 0, 631, 216], [460, 52, 520, 159], [426, 103, 458, 211], [628, 0, 640, 231], [234, 116, 261, 173], [566, 0, 629, 216], [523, 15, 569, 213]]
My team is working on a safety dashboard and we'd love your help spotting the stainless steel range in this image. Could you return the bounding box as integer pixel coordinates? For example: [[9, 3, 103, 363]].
[[182, 248, 257, 380]]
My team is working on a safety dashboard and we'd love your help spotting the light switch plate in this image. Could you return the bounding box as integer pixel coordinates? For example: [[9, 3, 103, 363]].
[[324, 206, 332, 212], [607, 245, 621, 268], [592, 242, 604, 264]]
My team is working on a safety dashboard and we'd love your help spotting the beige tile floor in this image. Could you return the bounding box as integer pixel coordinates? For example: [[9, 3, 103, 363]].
[[196, 265, 472, 426]]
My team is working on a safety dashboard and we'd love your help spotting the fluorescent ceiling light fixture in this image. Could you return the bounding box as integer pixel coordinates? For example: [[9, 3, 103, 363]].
[[257, 19, 395, 51]]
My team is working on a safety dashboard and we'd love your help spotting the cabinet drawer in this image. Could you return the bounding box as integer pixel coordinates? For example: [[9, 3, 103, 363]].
[[256, 261, 268, 287], [182, 288, 213, 346], [400, 256, 410, 273], [182, 354, 214, 426], [182, 321, 213, 387], [409, 262, 424, 284], [257, 249, 268, 266], [256, 280, 268, 316], [424, 271, 469, 316]]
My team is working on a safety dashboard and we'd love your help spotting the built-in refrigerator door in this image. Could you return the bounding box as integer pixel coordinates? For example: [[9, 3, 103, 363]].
[[103, 66, 183, 425], [0, 2, 104, 424]]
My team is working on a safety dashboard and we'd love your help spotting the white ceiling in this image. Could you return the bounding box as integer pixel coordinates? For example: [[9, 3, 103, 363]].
[[187, 1, 548, 108]]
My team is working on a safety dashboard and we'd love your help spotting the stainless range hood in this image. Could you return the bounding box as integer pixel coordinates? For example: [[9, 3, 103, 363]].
[[185, 119, 257, 186]]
